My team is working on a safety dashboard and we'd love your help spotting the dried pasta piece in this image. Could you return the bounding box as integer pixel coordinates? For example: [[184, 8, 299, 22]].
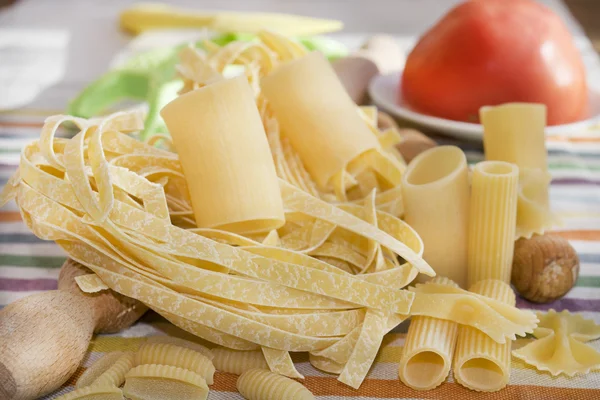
[[237, 369, 314, 400], [124, 364, 209, 400], [75, 273, 109, 293], [261, 51, 380, 189], [144, 336, 213, 360], [454, 280, 515, 392], [398, 277, 460, 390], [262, 347, 304, 379], [309, 353, 344, 374], [135, 343, 215, 384], [401, 146, 470, 288], [467, 161, 519, 286], [160, 75, 285, 234], [54, 385, 123, 400], [212, 348, 269, 375], [512, 309, 600, 376], [91, 352, 135, 387], [515, 168, 555, 239], [76, 352, 124, 388]]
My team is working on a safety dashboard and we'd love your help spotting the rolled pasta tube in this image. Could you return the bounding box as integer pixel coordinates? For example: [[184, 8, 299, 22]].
[[401, 146, 470, 288], [398, 277, 460, 391], [453, 279, 515, 392], [160, 76, 285, 234], [261, 51, 380, 189], [467, 161, 519, 286]]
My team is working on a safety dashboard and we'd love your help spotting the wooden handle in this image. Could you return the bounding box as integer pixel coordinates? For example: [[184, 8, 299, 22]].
[[0, 260, 146, 400]]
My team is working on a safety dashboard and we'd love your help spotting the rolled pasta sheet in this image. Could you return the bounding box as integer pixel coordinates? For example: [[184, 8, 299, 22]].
[[453, 279, 515, 392], [237, 369, 315, 400], [398, 277, 459, 391], [212, 348, 268, 375], [467, 161, 519, 286], [261, 51, 381, 189], [401, 146, 470, 288], [160, 76, 285, 234], [516, 168, 555, 239]]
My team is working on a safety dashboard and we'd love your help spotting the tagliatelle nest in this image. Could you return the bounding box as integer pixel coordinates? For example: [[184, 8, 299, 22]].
[[0, 31, 538, 390]]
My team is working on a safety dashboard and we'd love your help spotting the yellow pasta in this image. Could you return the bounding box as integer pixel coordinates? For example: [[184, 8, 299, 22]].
[[261, 51, 380, 189], [54, 386, 123, 400], [237, 369, 314, 400], [91, 352, 135, 388], [401, 146, 470, 288], [76, 352, 124, 388], [309, 353, 344, 374], [262, 347, 304, 379], [75, 273, 109, 293], [467, 161, 519, 286], [516, 168, 555, 239], [398, 277, 459, 391], [123, 364, 209, 400], [160, 75, 285, 234], [135, 343, 215, 385], [453, 280, 515, 392], [144, 336, 213, 360], [212, 348, 269, 375]]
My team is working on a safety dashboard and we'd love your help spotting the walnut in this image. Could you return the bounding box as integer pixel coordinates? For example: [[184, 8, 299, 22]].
[[511, 234, 579, 303]]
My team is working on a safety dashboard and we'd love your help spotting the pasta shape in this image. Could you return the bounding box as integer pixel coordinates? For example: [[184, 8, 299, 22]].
[[135, 343, 215, 384], [399, 277, 459, 390], [401, 146, 470, 288], [262, 347, 304, 379], [76, 352, 124, 388], [212, 348, 269, 375], [512, 309, 600, 376], [237, 369, 314, 400], [515, 168, 555, 239], [453, 280, 515, 392], [91, 352, 135, 387], [75, 273, 109, 293], [144, 336, 213, 360], [309, 353, 344, 374], [467, 161, 519, 286], [124, 364, 209, 400], [54, 385, 123, 400]]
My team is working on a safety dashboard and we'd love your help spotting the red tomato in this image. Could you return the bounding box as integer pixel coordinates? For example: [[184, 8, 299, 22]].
[[401, 0, 588, 125]]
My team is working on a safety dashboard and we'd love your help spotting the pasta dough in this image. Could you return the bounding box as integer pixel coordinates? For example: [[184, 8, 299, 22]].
[[237, 369, 314, 400], [453, 280, 515, 392], [399, 277, 459, 391], [467, 161, 519, 286], [512, 309, 600, 376], [401, 146, 470, 288]]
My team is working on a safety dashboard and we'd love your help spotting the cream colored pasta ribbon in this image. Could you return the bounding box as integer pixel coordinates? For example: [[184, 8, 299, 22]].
[[467, 161, 519, 286], [454, 280, 515, 392], [401, 146, 470, 288], [480, 103, 555, 238], [399, 277, 460, 390]]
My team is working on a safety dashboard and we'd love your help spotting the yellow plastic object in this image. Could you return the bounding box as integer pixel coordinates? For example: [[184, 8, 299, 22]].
[[123, 364, 209, 400], [161, 76, 285, 234], [512, 309, 600, 376], [401, 146, 470, 288], [467, 161, 519, 286], [261, 51, 381, 189], [398, 277, 459, 390], [120, 3, 343, 36], [454, 280, 515, 392], [237, 369, 314, 400]]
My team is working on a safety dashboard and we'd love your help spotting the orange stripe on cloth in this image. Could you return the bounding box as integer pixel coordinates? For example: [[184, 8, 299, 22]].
[[0, 211, 22, 223], [547, 136, 600, 144], [550, 230, 600, 241], [0, 120, 44, 129]]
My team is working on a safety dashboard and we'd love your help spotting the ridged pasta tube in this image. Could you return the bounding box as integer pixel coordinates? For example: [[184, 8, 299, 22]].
[[401, 146, 470, 288], [237, 369, 314, 400], [453, 280, 515, 392], [467, 161, 519, 286], [398, 277, 460, 390]]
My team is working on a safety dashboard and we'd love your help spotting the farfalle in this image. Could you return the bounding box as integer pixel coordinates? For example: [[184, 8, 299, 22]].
[[512, 309, 600, 376]]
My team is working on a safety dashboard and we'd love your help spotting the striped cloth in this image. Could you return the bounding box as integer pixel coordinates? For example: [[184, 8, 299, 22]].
[[1, 106, 600, 399]]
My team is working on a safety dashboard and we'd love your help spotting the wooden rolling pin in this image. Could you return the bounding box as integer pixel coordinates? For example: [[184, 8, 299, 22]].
[[0, 259, 147, 400]]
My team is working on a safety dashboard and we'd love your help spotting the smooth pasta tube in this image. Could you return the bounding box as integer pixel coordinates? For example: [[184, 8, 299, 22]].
[[454, 280, 515, 392], [261, 51, 380, 188], [398, 277, 460, 391], [401, 146, 470, 288], [467, 161, 519, 286], [237, 369, 314, 400], [161, 76, 285, 234]]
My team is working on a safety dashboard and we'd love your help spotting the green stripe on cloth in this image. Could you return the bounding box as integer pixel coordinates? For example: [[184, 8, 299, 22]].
[[0, 254, 65, 268], [576, 276, 600, 288]]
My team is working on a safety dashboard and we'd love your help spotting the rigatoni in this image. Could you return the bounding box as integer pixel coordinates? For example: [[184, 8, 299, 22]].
[[398, 277, 460, 390], [453, 280, 515, 392], [401, 146, 470, 288], [467, 161, 519, 286]]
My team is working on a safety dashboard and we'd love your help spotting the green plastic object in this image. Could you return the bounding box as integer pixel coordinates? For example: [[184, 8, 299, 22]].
[[68, 33, 347, 140]]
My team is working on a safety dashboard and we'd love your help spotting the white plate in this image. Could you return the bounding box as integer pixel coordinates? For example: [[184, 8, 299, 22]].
[[369, 71, 600, 141]]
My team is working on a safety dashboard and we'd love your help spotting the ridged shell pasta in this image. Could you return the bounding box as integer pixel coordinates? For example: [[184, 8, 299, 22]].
[[76, 352, 124, 388], [237, 369, 314, 400], [54, 385, 123, 400], [91, 352, 135, 387], [123, 364, 209, 400], [135, 343, 215, 384], [212, 348, 269, 375]]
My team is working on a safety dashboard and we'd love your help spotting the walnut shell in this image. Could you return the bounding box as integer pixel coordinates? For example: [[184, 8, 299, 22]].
[[511, 234, 579, 303]]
